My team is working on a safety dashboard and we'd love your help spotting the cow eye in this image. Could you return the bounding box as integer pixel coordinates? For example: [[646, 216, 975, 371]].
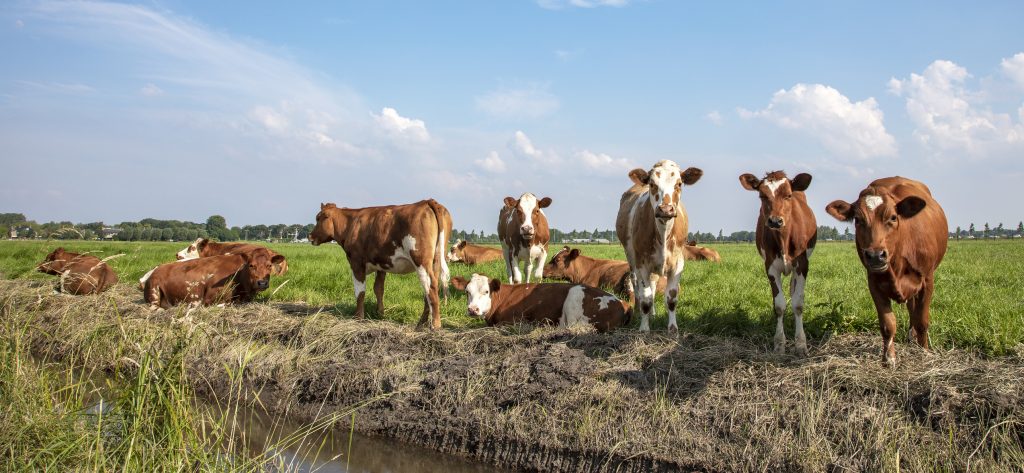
[[890, 215, 898, 223]]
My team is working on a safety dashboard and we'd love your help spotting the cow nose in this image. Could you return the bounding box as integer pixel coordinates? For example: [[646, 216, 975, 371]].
[[767, 216, 785, 229], [864, 249, 888, 267], [520, 225, 534, 235], [656, 204, 676, 218], [468, 305, 480, 316], [256, 280, 269, 289], [175, 255, 184, 260]]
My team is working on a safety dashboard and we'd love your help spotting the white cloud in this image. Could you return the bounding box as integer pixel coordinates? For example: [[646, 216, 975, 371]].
[[374, 107, 430, 143], [139, 83, 163, 96], [739, 83, 896, 159], [249, 105, 290, 133], [1000, 52, 1024, 88], [889, 58, 1024, 157], [538, 0, 630, 9], [705, 110, 723, 126], [510, 130, 541, 158], [576, 149, 635, 174], [17, 80, 94, 94], [474, 151, 507, 173], [15, 19, 24, 28], [476, 84, 560, 119]]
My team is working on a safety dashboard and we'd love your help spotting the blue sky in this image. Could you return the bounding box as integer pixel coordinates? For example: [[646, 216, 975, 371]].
[[2, 0, 1023, 234]]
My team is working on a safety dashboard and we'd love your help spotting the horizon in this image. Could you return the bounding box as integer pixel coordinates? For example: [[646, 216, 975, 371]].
[[2, 1, 1023, 234]]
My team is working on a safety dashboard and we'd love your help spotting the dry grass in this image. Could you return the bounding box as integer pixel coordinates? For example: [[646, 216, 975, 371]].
[[3, 279, 1022, 472]]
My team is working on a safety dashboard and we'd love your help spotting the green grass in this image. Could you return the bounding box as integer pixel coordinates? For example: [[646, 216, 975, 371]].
[[2, 239, 1022, 355]]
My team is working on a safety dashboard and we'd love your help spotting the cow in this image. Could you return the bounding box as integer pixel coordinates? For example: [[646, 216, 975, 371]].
[[498, 193, 552, 284], [447, 239, 503, 265], [684, 243, 721, 262], [739, 171, 817, 355], [143, 252, 279, 309], [542, 246, 665, 302], [176, 238, 288, 275], [36, 248, 118, 295], [825, 176, 948, 367], [138, 238, 288, 289], [450, 273, 631, 332], [308, 199, 452, 330], [616, 160, 702, 333]]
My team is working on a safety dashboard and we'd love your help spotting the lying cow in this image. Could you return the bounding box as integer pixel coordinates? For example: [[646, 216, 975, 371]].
[[542, 246, 665, 302], [498, 193, 552, 283], [143, 251, 280, 309], [447, 239, 503, 265], [826, 176, 948, 367], [740, 170, 817, 355], [451, 273, 630, 332], [684, 243, 721, 262], [139, 238, 288, 288], [616, 160, 702, 333], [309, 199, 452, 330], [37, 248, 118, 295]]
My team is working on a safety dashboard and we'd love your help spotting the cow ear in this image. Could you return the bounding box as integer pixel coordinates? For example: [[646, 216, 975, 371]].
[[321, 202, 326, 209], [489, 278, 501, 293], [503, 197, 518, 209], [457, 240, 467, 249], [682, 167, 703, 185], [825, 200, 855, 222], [537, 197, 552, 208], [628, 168, 650, 185], [739, 173, 760, 191], [451, 277, 468, 291], [791, 173, 812, 192], [271, 255, 286, 275], [896, 196, 927, 219], [568, 249, 581, 260], [561, 245, 570, 252], [197, 238, 209, 251]]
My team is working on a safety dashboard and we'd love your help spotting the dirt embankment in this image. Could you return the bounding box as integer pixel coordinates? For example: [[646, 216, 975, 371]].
[[2, 279, 1022, 472]]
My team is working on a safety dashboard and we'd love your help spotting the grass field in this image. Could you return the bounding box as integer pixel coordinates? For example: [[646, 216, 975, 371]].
[[1, 239, 1021, 355]]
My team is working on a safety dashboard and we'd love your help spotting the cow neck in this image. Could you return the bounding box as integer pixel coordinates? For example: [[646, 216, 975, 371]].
[[484, 283, 511, 324], [765, 226, 792, 264], [329, 208, 355, 247]]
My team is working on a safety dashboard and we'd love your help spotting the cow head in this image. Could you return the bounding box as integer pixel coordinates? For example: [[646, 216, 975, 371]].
[[826, 189, 927, 273], [308, 203, 338, 246], [451, 273, 501, 318], [447, 239, 467, 262], [241, 249, 285, 291], [37, 247, 68, 275], [504, 193, 551, 240], [739, 171, 812, 231], [543, 246, 579, 279], [628, 160, 702, 221], [176, 238, 208, 260]]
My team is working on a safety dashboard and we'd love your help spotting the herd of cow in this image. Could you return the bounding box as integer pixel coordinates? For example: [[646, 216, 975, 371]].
[[33, 159, 948, 366]]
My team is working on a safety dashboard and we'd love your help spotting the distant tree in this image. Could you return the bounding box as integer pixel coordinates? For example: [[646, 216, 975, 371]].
[[969, 223, 976, 237], [984, 222, 990, 238], [1019, 221, 1024, 235], [955, 226, 961, 240], [206, 215, 229, 241], [174, 227, 190, 241], [162, 228, 175, 241]]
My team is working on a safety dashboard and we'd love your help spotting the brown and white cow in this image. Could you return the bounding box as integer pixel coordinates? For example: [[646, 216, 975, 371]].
[[497, 193, 552, 284], [144, 253, 277, 309], [37, 248, 119, 295], [616, 160, 702, 333], [683, 243, 721, 262], [543, 246, 665, 302], [740, 171, 817, 355], [447, 239, 503, 265], [450, 273, 631, 332], [825, 176, 948, 367], [176, 238, 288, 275], [309, 199, 452, 330]]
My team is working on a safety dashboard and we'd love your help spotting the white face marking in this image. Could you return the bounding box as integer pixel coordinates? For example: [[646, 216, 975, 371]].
[[447, 240, 462, 262], [560, 285, 589, 328], [594, 294, 619, 310], [518, 193, 538, 234], [176, 238, 204, 260], [463, 274, 494, 317], [865, 195, 883, 211], [648, 160, 682, 210], [764, 179, 785, 197]]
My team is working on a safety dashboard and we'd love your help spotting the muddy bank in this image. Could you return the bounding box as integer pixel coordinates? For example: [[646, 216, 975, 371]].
[[3, 279, 1022, 472]]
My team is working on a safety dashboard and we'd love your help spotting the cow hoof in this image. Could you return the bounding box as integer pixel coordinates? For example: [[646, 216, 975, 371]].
[[795, 343, 808, 357], [667, 325, 679, 337], [773, 342, 786, 354], [882, 355, 897, 369]]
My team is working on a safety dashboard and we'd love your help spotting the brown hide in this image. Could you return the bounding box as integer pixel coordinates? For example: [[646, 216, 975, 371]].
[[143, 254, 268, 309], [683, 244, 721, 262], [36, 248, 118, 295], [497, 193, 552, 283], [543, 246, 665, 301], [448, 240, 503, 264], [308, 199, 451, 330], [451, 276, 630, 332], [825, 176, 948, 365], [180, 239, 288, 276]]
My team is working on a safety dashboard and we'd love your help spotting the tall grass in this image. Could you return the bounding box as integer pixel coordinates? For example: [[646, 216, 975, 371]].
[[2, 239, 1021, 355]]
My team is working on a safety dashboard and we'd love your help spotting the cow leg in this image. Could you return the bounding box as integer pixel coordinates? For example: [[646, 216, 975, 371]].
[[665, 259, 685, 335], [524, 254, 534, 284], [908, 278, 933, 349], [532, 246, 547, 280], [373, 271, 386, 317], [351, 267, 367, 319], [503, 247, 517, 284], [767, 259, 787, 354], [790, 268, 808, 357], [415, 264, 441, 330], [635, 268, 653, 332], [869, 282, 897, 367]]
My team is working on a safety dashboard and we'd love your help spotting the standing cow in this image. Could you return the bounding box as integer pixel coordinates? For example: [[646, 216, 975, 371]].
[[616, 160, 702, 333], [498, 193, 552, 284], [739, 171, 817, 355], [826, 177, 948, 367], [309, 199, 452, 330], [37, 248, 119, 295]]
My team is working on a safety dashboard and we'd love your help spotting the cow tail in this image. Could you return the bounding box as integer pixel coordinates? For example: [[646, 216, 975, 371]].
[[426, 199, 452, 299]]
